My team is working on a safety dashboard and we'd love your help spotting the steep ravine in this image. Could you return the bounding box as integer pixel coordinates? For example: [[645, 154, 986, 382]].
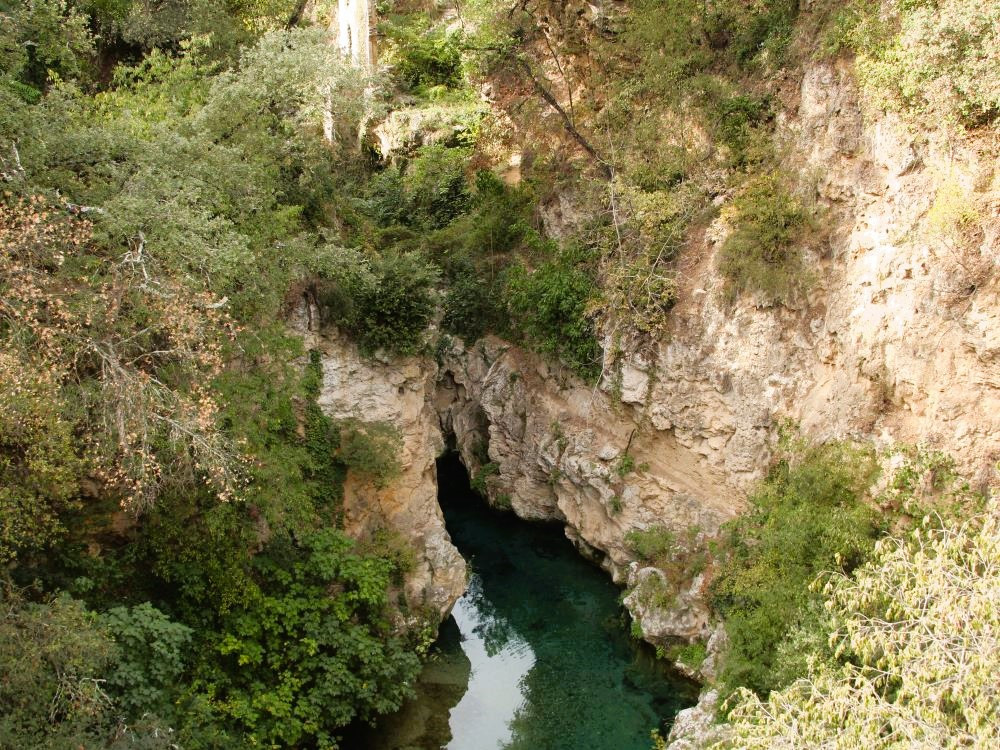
[[297, 305, 735, 642], [297, 60, 998, 660]]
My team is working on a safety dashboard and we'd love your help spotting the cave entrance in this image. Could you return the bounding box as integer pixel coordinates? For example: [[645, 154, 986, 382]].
[[357, 451, 699, 749]]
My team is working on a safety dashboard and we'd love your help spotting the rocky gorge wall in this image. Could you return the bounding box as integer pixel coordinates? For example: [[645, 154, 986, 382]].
[[293, 301, 467, 624], [430, 63, 998, 649], [294, 59, 998, 666]]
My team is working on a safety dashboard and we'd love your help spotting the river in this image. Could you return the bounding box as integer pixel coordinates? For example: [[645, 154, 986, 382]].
[[356, 453, 698, 750]]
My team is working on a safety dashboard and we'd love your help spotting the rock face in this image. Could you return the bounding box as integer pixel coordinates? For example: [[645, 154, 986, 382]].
[[437, 337, 733, 641], [641, 61, 999, 495], [431, 61, 998, 645], [663, 689, 729, 750], [623, 565, 712, 644], [294, 301, 466, 623], [291, 60, 997, 654]]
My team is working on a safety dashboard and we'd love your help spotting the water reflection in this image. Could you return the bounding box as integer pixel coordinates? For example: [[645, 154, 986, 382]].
[[356, 454, 698, 750], [445, 575, 535, 749]]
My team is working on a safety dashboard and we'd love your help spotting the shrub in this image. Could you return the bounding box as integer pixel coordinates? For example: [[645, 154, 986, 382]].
[[625, 525, 677, 566], [723, 498, 1000, 748], [504, 246, 602, 382], [197, 529, 421, 748], [635, 571, 676, 610], [717, 173, 810, 305], [470, 461, 499, 495], [366, 166, 409, 226], [100, 602, 192, 720], [403, 145, 472, 229], [324, 252, 439, 356], [718, 0, 799, 69], [338, 419, 404, 487], [711, 434, 882, 696], [0, 353, 87, 563], [381, 16, 464, 93], [667, 641, 708, 671], [0, 589, 117, 747], [713, 94, 773, 168], [441, 272, 507, 343]]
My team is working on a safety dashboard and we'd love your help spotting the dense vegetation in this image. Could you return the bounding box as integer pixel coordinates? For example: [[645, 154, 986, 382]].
[[2, 0, 997, 747], [0, 3, 424, 747], [721, 498, 1000, 748], [710, 435, 884, 696]]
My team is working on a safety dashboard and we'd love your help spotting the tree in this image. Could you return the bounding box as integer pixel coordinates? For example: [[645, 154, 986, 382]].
[[721, 495, 1000, 749]]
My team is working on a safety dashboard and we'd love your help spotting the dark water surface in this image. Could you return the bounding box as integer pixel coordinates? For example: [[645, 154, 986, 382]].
[[356, 454, 698, 750]]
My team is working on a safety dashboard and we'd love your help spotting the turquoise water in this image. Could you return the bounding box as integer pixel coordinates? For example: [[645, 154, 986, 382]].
[[357, 454, 698, 750]]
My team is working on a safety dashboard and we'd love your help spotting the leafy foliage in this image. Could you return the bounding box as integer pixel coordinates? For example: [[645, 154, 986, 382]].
[[505, 246, 602, 381], [338, 419, 404, 487], [832, 0, 1000, 129], [0, 586, 177, 749], [722, 495, 1000, 748], [0, 9, 432, 747], [717, 173, 811, 305], [625, 525, 677, 566], [381, 15, 465, 95], [100, 602, 193, 719], [711, 433, 883, 696], [0, 588, 117, 748], [194, 529, 420, 749], [322, 251, 440, 356], [0, 351, 87, 562]]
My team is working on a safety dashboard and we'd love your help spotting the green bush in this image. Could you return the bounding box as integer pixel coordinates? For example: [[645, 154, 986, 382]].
[[403, 145, 472, 229], [441, 272, 507, 343], [832, 0, 999, 128], [717, 173, 810, 305], [382, 16, 464, 93], [719, 0, 799, 69], [338, 420, 404, 487], [713, 94, 773, 168], [366, 145, 472, 231], [711, 434, 883, 696], [0, 589, 117, 748], [323, 252, 440, 356], [623, 0, 799, 95], [666, 641, 708, 671], [366, 166, 409, 226], [471, 461, 500, 495], [100, 602, 193, 720], [625, 525, 677, 565], [504, 246, 602, 382]]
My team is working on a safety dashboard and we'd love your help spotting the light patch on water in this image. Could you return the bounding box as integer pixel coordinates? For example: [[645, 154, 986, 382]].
[[446, 574, 535, 750]]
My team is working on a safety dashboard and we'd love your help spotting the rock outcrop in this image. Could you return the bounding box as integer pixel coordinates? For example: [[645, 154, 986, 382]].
[[437, 337, 733, 640], [663, 689, 729, 750], [294, 301, 466, 623]]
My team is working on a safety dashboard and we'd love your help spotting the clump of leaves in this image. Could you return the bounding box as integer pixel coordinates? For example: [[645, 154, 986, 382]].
[[320, 251, 440, 356], [717, 173, 811, 306], [471, 461, 499, 495], [381, 15, 465, 95], [625, 525, 677, 566], [829, 0, 1000, 129], [711, 433, 883, 695], [200, 529, 420, 748], [505, 245, 602, 382]]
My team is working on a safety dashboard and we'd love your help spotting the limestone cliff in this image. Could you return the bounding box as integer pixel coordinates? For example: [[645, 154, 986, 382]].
[[434, 60, 998, 645], [294, 301, 467, 623], [296, 55, 996, 656]]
